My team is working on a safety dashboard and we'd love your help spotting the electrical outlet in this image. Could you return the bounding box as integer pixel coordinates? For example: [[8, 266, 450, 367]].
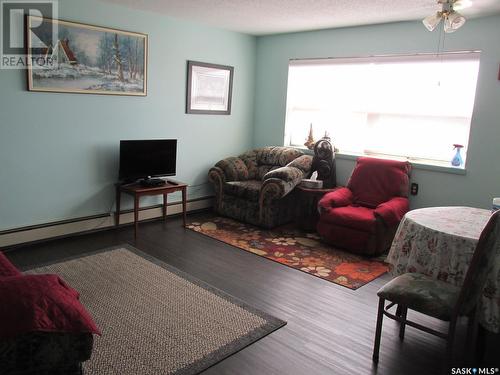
[[411, 183, 419, 196]]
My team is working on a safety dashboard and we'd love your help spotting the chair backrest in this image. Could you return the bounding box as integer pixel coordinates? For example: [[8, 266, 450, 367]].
[[455, 210, 500, 316], [347, 157, 411, 208]]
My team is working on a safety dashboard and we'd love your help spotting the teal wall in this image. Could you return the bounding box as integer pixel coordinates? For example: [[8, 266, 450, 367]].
[[1, 2, 499, 232], [253, 16, 500, 209], [0, 0, 256, 230]]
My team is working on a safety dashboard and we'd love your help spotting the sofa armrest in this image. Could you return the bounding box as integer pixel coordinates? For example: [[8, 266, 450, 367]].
[[261, 154, 312, 184], [209, 157, 250, 209], [208, 167, 226, 211], [213, 157, 249, 182], [374, 197, 409, 227], [259, 178, 293, 204], [285, 155, 313, 174], [318, 187, 353, 214], [258, 177, 298, 223], [261, 162, 306, 200], [208, 166, 226, 189], [264, 165, 304, 184]]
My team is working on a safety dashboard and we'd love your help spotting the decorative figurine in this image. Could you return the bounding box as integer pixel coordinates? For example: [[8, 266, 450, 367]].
[[304, 123, 315, 150]]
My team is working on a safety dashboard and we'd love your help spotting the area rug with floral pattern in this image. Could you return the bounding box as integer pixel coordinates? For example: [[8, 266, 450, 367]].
[[187, 216, 389, 290]]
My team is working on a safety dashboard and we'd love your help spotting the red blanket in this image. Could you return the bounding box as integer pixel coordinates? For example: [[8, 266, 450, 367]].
[[0, 274, 100, 338]]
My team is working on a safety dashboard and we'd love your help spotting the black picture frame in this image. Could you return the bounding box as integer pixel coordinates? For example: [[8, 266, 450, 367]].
[[186, 60, 234, 115]]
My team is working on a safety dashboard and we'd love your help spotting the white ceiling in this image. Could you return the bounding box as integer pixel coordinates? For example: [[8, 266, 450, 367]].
[[100, 0, 500, 35]]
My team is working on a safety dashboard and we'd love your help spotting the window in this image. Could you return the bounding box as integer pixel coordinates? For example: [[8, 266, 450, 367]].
[[284, 52, 480, 167]]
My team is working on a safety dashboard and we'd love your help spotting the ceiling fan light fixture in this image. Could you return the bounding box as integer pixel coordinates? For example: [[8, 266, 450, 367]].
[[444, 10, 466, 33], [422, 0, 468, 32], [423, 12, 443, 31]]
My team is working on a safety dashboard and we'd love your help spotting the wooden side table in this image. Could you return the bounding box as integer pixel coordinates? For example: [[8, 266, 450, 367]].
[[296, 186, 338, 232], [115, 180, 187, 239]]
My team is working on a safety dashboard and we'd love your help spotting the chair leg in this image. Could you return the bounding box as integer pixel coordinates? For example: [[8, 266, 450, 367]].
[[395, 304, 403, 317], [465, 305, 479, 364], [399, 305, 408, 341], [475, 325, 487, 364], [372, 297, 385, 363], [444, 316, 457, 372]]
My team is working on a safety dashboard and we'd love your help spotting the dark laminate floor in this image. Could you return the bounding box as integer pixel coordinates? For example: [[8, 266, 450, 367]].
[[5, 212, 499, 375]]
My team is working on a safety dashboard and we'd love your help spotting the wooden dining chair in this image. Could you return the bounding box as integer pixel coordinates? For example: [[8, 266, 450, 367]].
[[372, 210, 500, 369]]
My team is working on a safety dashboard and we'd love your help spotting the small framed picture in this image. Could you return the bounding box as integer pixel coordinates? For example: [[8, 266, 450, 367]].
[[186, 61, 234, 115]]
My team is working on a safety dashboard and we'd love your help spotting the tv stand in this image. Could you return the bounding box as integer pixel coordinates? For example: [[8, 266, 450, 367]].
[[115, 180, 187, 239]]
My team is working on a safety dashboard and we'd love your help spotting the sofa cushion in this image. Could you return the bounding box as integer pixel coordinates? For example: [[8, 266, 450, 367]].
[[237, 149, 258, 179], [347, 157, 411, 208], [286, 154, 313, 173], [255, 147, 303, 167], [239, 147, 305, 180], [0, 252, 21, 278], [224, 180, 262, 201], [320, 205, 376, 232]]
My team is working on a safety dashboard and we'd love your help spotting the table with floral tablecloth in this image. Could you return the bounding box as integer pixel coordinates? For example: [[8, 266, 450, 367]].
[[386, 206, 499, 333]]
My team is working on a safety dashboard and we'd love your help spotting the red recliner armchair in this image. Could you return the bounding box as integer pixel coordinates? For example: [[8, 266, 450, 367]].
[[317, 157, 411, 255]]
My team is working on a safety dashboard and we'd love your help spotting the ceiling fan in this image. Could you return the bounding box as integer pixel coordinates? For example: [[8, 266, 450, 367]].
[[422, 0, 471, 33]]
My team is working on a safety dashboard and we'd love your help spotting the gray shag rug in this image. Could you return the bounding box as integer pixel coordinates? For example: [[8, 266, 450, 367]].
[[27, 245, 286, 374]]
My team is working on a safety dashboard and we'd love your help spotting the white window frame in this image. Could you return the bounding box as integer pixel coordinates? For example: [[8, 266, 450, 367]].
[[284, 51, 481, 170]]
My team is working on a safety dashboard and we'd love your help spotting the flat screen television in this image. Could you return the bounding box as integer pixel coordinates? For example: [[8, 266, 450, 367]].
[[119, 139, 177, 182]]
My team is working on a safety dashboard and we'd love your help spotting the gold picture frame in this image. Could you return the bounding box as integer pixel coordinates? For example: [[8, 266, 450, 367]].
[[27, 16, 148, 96]]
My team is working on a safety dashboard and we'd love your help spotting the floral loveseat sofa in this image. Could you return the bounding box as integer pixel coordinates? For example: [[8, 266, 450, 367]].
[[208, 146, 312, 228]]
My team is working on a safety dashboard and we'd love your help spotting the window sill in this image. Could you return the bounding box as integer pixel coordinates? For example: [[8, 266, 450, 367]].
[[336, 152, 466, 175], [292, 146, 466, 175]]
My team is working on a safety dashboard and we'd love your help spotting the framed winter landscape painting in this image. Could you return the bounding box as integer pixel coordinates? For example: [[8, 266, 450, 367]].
[[186, 61, 233, 115], [26, 16, 148, 96]]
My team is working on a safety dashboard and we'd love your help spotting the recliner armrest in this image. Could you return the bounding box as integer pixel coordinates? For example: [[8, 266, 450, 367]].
[[318, 187, 353, 214], [374, 197, 409, 227]]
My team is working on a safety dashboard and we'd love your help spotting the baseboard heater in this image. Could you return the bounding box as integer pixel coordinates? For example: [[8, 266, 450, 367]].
[[0, 196, 214, 249]]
